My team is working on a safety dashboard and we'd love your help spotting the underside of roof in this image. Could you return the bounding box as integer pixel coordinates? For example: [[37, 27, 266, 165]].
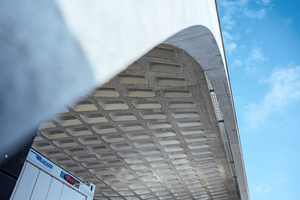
[[0, 1, 249, 200], [34, 44, 243, 200]]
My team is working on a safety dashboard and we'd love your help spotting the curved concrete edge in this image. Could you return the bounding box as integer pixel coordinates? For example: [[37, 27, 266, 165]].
[[0, 0, 225, 164], [55, 0, 226, 85], [164, 25, 250, 200], [0, 4, 250, 199]]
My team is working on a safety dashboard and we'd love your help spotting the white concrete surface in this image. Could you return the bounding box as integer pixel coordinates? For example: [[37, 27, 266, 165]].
[[56, 0, 227, 85]]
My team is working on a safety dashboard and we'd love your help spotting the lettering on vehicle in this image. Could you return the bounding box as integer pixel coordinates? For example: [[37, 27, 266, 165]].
[[28, 149, 53, 173]]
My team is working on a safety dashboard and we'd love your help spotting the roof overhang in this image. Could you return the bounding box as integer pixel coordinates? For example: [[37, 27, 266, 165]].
[[34, 26, 248, 199], [0, 1, 249, 199]]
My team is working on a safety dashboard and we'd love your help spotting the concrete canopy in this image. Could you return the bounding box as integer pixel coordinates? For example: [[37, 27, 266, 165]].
[[0, 0, 249, 199], [34, 26, 248, 199]]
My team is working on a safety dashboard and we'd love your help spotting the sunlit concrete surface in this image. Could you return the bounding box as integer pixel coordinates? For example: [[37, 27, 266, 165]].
[[0, 0, 249, 199], [34, 43, 248, 199]]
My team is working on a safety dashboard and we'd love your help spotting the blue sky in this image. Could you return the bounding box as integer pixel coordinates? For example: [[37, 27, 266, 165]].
[[217, 0, 300, 199]]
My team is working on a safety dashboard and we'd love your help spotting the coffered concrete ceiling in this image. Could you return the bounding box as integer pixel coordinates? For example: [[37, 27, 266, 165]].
[[34, 45, 241, 200], [0, 1, 249, 199]]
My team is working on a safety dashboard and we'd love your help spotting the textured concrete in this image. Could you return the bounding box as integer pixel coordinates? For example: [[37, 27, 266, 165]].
[[0, 1, 225, 161], [164, 26, 249, 199], [0, 0, 224, 162], [0, 0, 249, 199], [34, 45, 241, 200]]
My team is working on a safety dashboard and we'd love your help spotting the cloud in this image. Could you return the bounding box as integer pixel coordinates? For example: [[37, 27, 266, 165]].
[[252, 185, 263, 193], [245, 28, 252, 34], [222, 31, 240, 44], [251, 178, 287, 195], [222, 31, 240, 56], [240, 45, 247, 51], [232, 59, 243, 68], [262, 188, 270, 194], [239, 0, 251, 6], [284, 17, 293, 25], [273, 178, 288, 185], [248, 47, 265, 63], [255, 0, 273, 5], [251, 183, 270, 194], [244, 46, 265, 74], [243, 8, 266, 19], [219, 1, 239, 29], [261, 0, 272, 5], [222, 31, 233, 43], [219, 0, 269, 30], [244, 66, 300, 131], [226, 42, 238, 55]]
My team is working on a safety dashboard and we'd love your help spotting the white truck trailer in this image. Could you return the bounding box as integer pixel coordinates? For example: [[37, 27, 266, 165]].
[[10, 149, 95, 200]]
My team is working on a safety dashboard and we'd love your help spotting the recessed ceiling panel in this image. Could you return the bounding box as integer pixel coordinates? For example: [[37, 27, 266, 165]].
[[34, 45, 239, 200]]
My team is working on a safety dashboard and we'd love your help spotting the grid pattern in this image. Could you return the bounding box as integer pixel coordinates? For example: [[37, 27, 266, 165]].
[[34, 44, 238, 200]]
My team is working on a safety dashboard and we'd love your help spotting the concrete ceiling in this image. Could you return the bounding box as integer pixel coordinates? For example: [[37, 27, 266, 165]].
[[33, 45, 240, 200]]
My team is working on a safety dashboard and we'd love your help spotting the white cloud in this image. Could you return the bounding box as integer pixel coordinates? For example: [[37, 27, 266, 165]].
[[222, 31, 240, 44], [251, 183, 270, 194], [248, 47, 265, 63], [240, 45, 247, 51], [244, 66, 300, 131], [243, 8, 266, 19], [245, 28, 252, 34], [251, 178, 287, 195], [232, 59, 243, 68], [269, 4, 274, 10], [222, 31, 233, 44], [252, 185, 270, 194], [262, 188, 270, 194], [273, 178, 288, 185], [222, 30, 240, 56], [252, 185, 263, 193], [239, 0, 251, 6], [244, 46, 265, 74], [219, 0, 269, 30], [284, 17, 293, 25], [255, 0, 273, 5], [219, 0, 239, 29], [226, 42, 238, 55], [261, 0, 272, 5]]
